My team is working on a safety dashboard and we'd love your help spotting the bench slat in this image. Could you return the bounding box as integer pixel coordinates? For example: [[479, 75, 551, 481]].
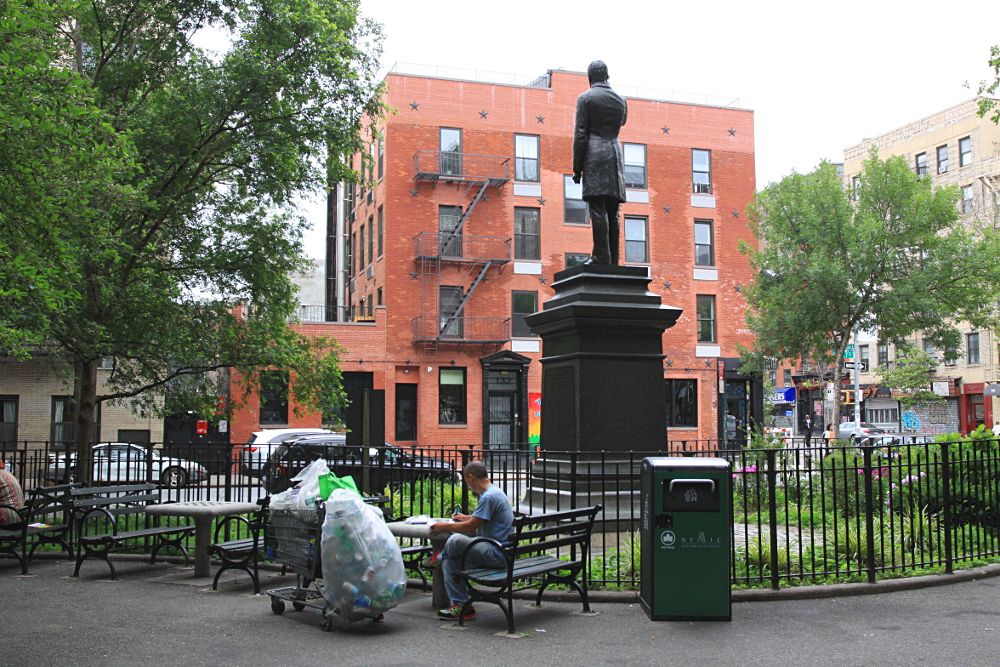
[[71, 483, 157, 496], [80, 525, 192, 543], [212, 538, 257, 551], [516, 519, 593, 542], [467, 556, 583, 584], [513, 534, 590, 557], [71, 493, 159, 509]]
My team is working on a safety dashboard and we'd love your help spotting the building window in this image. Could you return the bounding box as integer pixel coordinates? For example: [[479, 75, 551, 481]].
[[665, 379, 698, 427], [967, 332, 980, 365], [0, 396, 17, 447], [696, 295, 716, 343], [51, 397, 100, 446], [358, 224, 365, 272], [692, 149, 711, 194], [438, 205, 462, 258], [377, 206, 383, 257], [859, 345, 870, 366], [915, 152, 927, 176], [440, 127, 462, 176], [439, 368, 467, 425], [694, 219, 714, 266], [959, 136, 972, 167], [866, 407, 899, 424], [377, 287, 383, 306], [511, 291, 538, 338], [377, 134, 384, 180], [961, 184, 974, 213], [259, 371, 289, 424], [565, 253, 589, 268], [395, 383, 417, 441], [623, 143, 647, 188], [851, 175, 860, 201], [514, 207, 541, 260], [515, 134, 539, 182], [783, 369, 792, 386], [367, 293, 373, 317], [367, 215, 374, 266], [877, 343, 889, 366], [624, 216, 648, 263], [936, 144, 948, 174], [564, 175, 588, 224], [350, 232, 356, 275], [439, 286, 464, 338]]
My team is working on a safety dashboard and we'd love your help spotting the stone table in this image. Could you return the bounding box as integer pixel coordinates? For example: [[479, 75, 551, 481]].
[[386, 519, 452, 609], [146, 500, 260, 578]]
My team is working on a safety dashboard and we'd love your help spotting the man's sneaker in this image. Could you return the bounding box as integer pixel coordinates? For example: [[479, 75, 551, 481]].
[[437, 604, 475, 621]]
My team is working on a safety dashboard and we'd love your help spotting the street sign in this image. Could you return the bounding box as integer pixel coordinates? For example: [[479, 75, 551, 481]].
[[843, 361, 868, 371], [843, 345, 855, 360]]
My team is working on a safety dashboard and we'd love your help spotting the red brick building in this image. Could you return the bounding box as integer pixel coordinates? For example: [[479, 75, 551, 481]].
[[231, 67, 760, 451]]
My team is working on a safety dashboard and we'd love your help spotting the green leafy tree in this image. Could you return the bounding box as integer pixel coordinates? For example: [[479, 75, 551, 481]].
[[3, 0, 382, 476], [1, 0, 137, 356], [743, 152, 1000, 438], [875, 346, 943, 409], [976, 44, 1000, 124]]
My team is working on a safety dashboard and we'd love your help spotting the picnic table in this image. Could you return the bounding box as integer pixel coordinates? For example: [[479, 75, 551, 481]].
[[386, 519, 451, 608], [145, 500, 260, 578]]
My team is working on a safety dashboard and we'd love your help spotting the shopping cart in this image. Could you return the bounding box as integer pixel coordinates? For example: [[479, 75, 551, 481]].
[[263, 495, 392, 631], [264, 503, 336, 630]]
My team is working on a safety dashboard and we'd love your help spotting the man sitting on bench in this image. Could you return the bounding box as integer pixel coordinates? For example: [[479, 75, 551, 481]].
[[429, 461, 513, 621]]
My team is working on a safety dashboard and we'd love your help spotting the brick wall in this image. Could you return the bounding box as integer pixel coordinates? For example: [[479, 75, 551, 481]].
[[242, 68, 758, 448]]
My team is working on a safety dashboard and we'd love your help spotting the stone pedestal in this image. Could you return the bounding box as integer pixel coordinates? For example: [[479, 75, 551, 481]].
[[523, 265, 682, 526], [525, 264, 681, 453]]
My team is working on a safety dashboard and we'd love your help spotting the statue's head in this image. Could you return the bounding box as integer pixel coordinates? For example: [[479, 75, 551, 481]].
[[587, 60, 609, 85]]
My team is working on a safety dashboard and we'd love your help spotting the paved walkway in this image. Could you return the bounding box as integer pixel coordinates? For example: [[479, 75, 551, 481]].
[[3, 557, 999, 666]]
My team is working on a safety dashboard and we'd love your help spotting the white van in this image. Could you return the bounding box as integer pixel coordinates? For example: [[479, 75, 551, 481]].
[[239, 428, 332, 476]]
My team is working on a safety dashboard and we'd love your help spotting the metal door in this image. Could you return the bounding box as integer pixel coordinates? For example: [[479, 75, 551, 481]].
[[488, 393, 516, 449]]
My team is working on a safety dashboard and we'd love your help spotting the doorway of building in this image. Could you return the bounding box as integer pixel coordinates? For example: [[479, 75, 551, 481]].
[[480, 351, 530, 456]]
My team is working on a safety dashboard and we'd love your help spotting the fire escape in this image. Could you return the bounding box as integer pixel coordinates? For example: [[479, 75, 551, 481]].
[[411, 150, 511, 349]]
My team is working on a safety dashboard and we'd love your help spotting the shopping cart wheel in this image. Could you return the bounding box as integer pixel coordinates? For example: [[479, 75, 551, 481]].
[[320, 612, 334, 632], [270, 598, 286, 615], [292, 601, 306, 612]]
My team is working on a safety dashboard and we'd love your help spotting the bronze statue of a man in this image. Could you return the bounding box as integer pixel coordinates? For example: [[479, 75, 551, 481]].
[[572, 60, 628, 265]]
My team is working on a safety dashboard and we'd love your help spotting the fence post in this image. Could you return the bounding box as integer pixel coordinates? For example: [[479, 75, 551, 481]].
[[940, 442, 953, 574], [862, 445, 877, 584], [224, 444, 232, 502], [765, 449, 780, 590], [460, 448, 471, 513], [570, 451, 578, 511]]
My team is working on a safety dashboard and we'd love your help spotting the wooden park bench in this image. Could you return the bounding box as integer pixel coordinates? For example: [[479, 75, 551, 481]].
[[454, 505, 603, 634], [0, 484, 76, 574], [71, 483, 194, 579], [208, 498, 268, 594]]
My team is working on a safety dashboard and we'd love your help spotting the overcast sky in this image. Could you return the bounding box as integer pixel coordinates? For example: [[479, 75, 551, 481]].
[[360, 0, 998, 186], [296, 0, 1000, 260]]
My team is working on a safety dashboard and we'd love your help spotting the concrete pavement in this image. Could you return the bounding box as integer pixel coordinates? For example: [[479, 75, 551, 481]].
[[2, 557, 999, 666]]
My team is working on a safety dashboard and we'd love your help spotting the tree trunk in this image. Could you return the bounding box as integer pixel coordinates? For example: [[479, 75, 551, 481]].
[[75, 357, 99, 484], [831, 336, 849, 440]]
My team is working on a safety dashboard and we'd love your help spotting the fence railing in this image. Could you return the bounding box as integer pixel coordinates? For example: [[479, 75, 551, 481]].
[[4, 437, 999, 590]]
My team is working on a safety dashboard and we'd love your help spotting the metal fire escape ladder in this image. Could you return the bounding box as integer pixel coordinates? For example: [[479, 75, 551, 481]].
[[439, 260, 493, 336], [437, 180, 489, 252]]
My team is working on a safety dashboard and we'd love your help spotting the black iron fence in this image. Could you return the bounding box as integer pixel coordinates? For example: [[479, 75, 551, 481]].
[[3, 436, 999, 590]]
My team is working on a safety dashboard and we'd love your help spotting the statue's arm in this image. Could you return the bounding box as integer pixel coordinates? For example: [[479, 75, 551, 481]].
[[572, 96, 588, 180]]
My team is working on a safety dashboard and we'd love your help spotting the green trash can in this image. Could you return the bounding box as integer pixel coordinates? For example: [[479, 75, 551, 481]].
[[640, 457, 731, 621]]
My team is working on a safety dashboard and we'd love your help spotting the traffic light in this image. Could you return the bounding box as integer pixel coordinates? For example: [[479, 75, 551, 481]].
[[841, 390, 855, 405]]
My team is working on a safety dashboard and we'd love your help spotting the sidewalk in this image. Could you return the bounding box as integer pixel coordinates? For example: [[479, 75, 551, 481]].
[[2, 557, 998, 666]]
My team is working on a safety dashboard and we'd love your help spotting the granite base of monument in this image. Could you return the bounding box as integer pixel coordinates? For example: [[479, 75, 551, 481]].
[[525, 264, 681, 454]]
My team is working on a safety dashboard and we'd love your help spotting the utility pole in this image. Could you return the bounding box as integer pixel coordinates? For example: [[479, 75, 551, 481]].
[[852, 328, 862, 427]]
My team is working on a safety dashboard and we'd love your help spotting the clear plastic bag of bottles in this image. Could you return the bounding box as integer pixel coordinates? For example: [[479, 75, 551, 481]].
[[319, 489, 407, 622]]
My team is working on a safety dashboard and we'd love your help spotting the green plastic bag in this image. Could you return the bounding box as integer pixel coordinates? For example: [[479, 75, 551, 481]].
[[318, 472, 360, 500]]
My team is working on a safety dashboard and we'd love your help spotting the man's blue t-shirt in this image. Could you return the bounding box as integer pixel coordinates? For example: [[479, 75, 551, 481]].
[[471, 484, 513, 544]]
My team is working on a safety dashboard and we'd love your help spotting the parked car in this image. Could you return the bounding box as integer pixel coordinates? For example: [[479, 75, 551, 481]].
[[43, 443, 208, 487], [261, 437, 455, 494], [239, 428, 333, 477], [837, 422, 889, 442]]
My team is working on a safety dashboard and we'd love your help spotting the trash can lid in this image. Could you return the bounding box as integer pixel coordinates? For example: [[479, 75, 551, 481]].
[[642, 456, 730, 470]]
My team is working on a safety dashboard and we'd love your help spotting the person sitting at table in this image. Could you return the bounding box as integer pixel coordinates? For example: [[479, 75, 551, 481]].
[[0, 466, 25, 525], [429, 460, 513, 621]]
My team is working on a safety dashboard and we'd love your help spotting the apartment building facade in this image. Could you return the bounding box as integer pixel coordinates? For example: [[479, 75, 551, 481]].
[[231, 67, 759, 451], [843, 98, 1000, 434]]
